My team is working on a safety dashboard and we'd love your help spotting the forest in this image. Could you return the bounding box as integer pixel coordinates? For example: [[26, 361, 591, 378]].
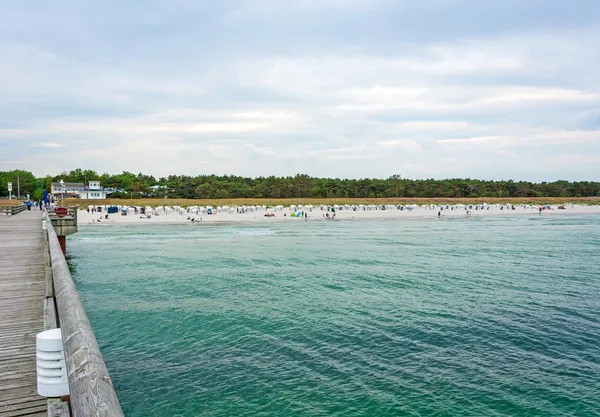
[[1, 169, 599, 200]]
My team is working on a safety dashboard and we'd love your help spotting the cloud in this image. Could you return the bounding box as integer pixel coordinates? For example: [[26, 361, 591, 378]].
[[473, 88, 598, 106], [10, 109, 305, 137], [438, 136, 507, 144], [376, 139, 423, 152], [550, 153, 600, 169], [438, 129, 600, 148], [0, 128, 30, 136], [1, 0, 600, 180], [244, 143, 275, 156], [334, 85, 599, 114], [493, 149, 517, 158], [29, 142, 68, 148]]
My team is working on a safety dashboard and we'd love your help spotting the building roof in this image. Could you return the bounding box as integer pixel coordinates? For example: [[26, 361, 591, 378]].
[[51, 182, 84, 187]]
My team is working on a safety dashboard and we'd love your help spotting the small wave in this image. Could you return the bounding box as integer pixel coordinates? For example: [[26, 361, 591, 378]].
[[73, 236, 121, 242], [231, 229, 276, 237]]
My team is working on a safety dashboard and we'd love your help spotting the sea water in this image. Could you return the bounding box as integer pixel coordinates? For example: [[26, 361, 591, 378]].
[[68, 215, 600, 416]]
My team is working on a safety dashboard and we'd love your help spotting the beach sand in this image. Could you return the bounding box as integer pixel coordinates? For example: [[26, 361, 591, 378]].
[[76, 204, 600, 225]]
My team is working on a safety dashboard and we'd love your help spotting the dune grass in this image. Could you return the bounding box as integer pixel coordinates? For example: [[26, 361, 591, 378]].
[[0, 199, 20, 206]]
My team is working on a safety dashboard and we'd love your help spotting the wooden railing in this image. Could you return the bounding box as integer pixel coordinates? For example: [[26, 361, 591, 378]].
[[0, 204, 27, 215], [45, 212, 124, 417]]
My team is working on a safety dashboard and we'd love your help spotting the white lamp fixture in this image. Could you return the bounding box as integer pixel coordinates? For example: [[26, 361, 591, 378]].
[[36, 328, 70, 397]]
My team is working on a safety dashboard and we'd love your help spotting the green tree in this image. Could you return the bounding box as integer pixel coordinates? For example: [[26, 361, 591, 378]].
[[32, 188, 44, 202]]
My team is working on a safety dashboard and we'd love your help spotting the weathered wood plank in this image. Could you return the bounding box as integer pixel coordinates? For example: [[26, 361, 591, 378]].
[[0, 394, 45, 408], [43, 225, 54, 301], [46, 214, 123, 417], [0, 385, 39, 399], [47, 398, 70, 417], [43, 298, 58, 331], [1, 404, 48, 417], [0, 212, 47, 416], [1, 403, 48, 416]]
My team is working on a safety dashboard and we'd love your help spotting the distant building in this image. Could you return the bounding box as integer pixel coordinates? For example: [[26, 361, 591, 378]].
[[51, 182, 84, 197], [148, 185, 170, 196], [79, 181, 108, 200], [52, 181, 120, 199]]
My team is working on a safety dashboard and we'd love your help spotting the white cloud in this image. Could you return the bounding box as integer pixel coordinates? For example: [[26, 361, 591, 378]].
[[334, 85, 599, 114], [392, 121, 471, 130], [1, 1, 600, 180], [11, 109, 305, 137], [494, 149, 517, 158], [0, 128, 29, 136], [474, 88, 598, 106], [550, 153, 600, 168], [438, 129, 600, 148], [438, 136, 507, 144], [29, 142, 68, 148], [376, 139, 423, 152]]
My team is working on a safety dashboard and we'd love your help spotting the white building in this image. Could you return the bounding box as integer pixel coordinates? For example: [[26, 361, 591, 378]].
[[79, 181, 108, 200], [51, 182, 84, 197], [148, 184, 170, 197]]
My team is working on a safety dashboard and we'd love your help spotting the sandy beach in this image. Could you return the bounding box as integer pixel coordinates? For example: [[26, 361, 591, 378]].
[[76, 204, 600, 225]]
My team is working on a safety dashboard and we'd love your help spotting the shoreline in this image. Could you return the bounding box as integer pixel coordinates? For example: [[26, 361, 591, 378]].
[[77, 204, 600, 226]]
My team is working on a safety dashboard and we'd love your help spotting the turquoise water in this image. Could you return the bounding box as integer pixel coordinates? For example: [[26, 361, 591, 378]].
[[68, 215, 600, 416]]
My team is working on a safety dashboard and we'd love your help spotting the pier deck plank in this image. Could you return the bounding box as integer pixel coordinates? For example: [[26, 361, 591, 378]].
[[0, 210, 48, 416]]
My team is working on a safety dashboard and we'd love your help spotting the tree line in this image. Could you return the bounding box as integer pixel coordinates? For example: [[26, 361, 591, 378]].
[[1, 169, 600, 200]]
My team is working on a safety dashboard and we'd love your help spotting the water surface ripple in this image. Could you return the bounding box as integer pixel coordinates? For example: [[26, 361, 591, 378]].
[[69, 215, 600, 416]]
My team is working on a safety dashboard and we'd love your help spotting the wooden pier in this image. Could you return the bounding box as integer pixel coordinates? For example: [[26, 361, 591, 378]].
[[0, 210, 47, 416], [0, 208, 123, 417]]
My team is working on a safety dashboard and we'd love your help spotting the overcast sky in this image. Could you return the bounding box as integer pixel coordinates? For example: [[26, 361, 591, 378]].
[[1, 0, 599, 180]]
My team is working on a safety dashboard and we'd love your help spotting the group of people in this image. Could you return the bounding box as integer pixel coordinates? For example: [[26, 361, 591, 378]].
[[283, 211, 308, 219], [25, 200, 44, 211]]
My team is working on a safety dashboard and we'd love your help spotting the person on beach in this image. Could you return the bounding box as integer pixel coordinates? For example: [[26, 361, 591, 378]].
[[438, 211, 441, 217]]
